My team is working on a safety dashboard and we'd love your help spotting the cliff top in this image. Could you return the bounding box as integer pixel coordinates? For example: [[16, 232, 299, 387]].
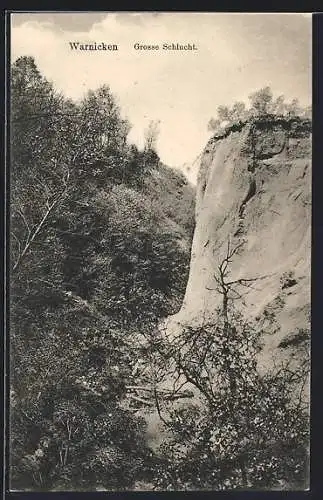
[[208, 114, 312, 145]]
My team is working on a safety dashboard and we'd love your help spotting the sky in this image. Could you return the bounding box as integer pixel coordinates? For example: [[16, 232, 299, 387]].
[[11, 12, 312, 174]]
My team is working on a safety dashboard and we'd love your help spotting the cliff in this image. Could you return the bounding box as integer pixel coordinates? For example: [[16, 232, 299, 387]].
[[166, 117, 311, 371]]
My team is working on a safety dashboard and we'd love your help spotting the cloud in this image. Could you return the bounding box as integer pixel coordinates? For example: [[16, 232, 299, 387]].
[[11, 13, 311, 170]]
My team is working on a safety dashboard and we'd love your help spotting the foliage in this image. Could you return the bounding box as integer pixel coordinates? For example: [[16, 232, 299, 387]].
[[10, 304, 150, 490], [143, 163, 196, 239], [149, 243, 310, 490], [10, 56, 194, 490], [62, 183, 191, 325], [10, 56, 309, 492], [208, 86, 312, 135]]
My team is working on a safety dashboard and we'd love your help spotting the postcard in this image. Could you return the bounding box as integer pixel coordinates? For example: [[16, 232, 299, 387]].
[[8, 11, 311, 491]]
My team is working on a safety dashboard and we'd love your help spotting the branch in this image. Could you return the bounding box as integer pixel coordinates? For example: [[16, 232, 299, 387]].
[[128, 394, 152, 406], [177, 357, 216, 410], [227, 239, 244, 261], [16, 207, 31, 242], [12, 111, 83, 123], [153, 387, 169, 426], [12, 180, 69, 272], [126, 385, 154, 392], [11, 232, 22, 268]]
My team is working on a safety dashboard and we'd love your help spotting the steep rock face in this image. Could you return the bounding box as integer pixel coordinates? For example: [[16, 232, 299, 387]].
[[167, 118, 311, 371]]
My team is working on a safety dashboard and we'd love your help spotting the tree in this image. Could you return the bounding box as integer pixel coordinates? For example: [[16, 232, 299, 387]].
[[207, 117, 221, 132], [217, 105, 231, 122], [271, 95, 286, 116], [77, 85, 130, 162], [248, 86, 273, 116], [150, 241, 309, 490], [230, 102, 247, 122], [285, 98, 301, 117], [10, 293, 153, 490], [10, 57, 80, 276], [144, 120, 160, 152]]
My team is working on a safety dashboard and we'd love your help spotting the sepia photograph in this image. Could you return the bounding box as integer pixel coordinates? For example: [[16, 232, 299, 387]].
[[8, 11, 311, 491]]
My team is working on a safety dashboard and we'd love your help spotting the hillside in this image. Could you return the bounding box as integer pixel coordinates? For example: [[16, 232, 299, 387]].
[[9, 56, 196, 491]]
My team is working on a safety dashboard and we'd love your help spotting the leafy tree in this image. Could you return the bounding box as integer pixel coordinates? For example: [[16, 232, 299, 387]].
[[207, 117, 221, 132], [248, 86, 273, 116], [271, 95, 286, 116], [208, 102, 247, 133], [217, 105, 231, 122], [285, 98, 301, 117], [74, 85, 130, 169], [230, 101, 248, 122]]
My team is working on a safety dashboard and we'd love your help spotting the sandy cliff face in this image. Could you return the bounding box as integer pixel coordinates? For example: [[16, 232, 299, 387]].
[[167, 118, 311, 370]]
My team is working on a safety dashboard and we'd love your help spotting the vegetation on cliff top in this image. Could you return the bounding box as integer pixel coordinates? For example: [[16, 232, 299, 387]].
[[207, 86, 311, 138]]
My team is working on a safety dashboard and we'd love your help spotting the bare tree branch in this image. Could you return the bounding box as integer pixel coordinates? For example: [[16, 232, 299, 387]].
[[12, 169, 70, 272]]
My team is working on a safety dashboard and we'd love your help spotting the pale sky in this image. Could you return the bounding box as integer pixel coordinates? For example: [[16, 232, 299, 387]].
[[11, 12, 312, 174]]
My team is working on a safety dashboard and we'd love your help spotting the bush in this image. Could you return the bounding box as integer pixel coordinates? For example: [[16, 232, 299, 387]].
[[150, 243, 309, 490]]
